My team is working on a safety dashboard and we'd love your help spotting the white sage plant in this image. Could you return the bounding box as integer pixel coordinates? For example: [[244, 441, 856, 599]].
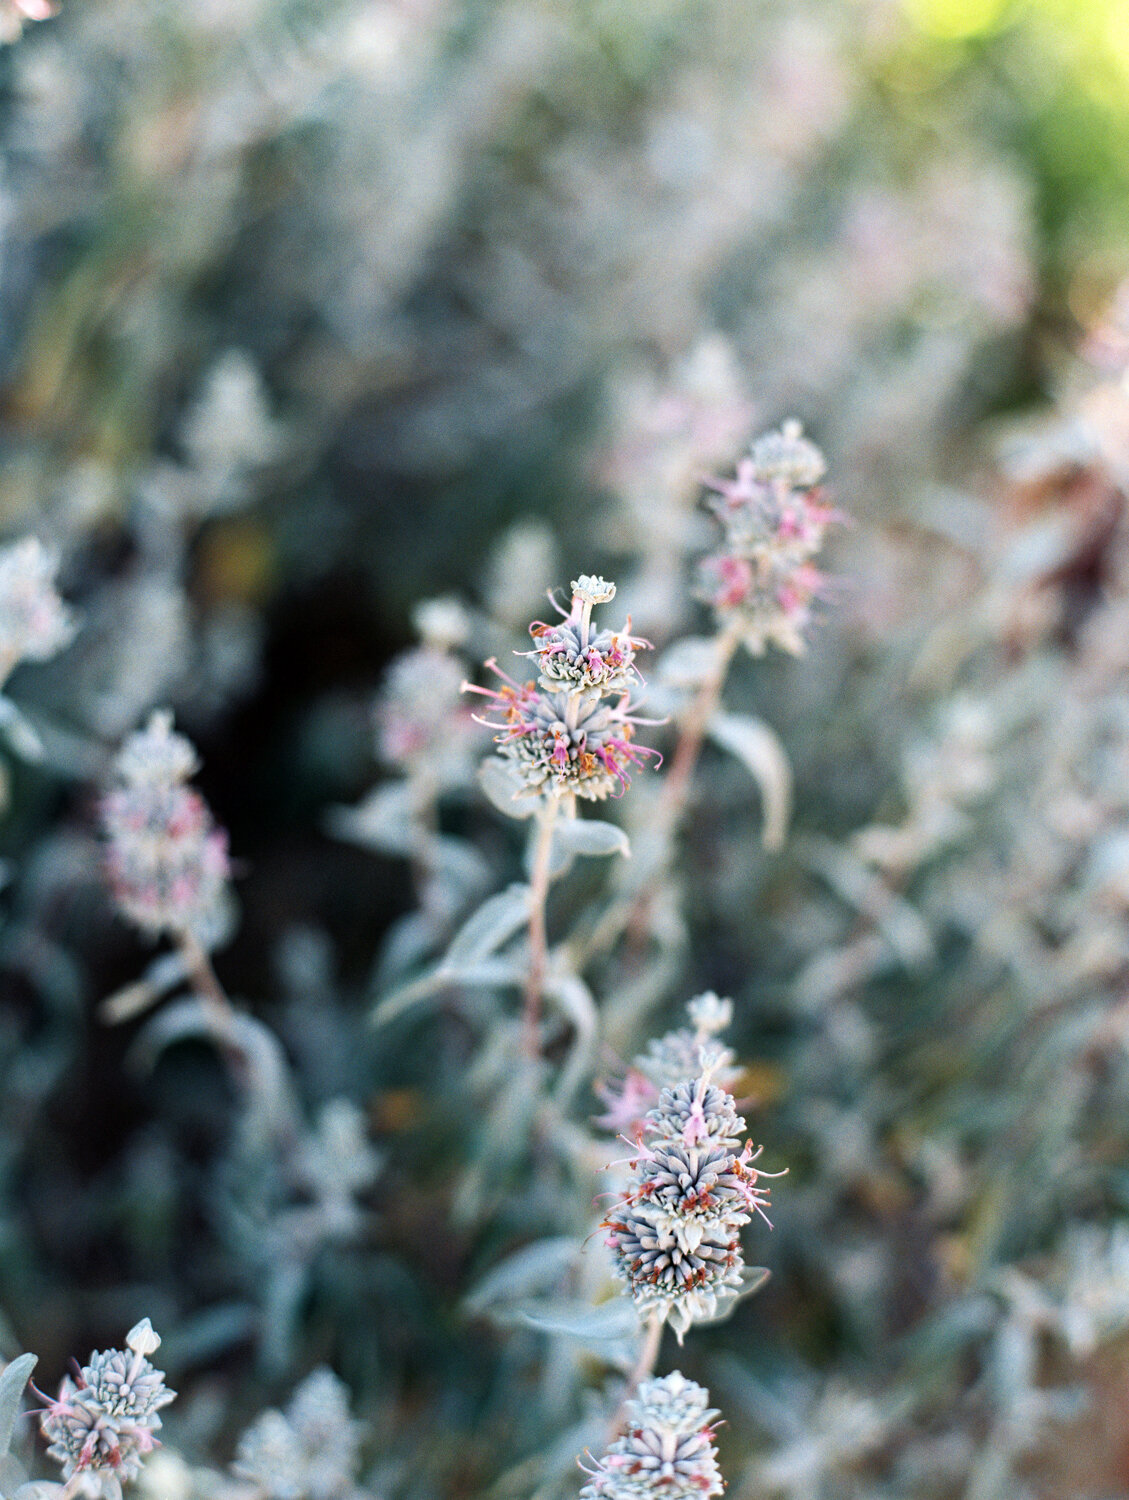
[[462, 572, 659, 1055]]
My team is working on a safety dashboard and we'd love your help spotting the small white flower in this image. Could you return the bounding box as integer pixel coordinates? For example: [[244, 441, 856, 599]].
[[571, 574, 617, 605]]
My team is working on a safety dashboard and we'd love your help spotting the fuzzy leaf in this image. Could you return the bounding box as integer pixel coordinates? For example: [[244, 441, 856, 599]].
[[708, 712, 793, 851], [0, 699, 42, 762], [0, 1355, 35, 1460], [444, 884, 531, 966], [478, 757, 539, 819], [554, 819, 630, 859], [326, 783, 417, 855], [465, 1238, 578, 1315], [657, 636, 720, 689], [372, 956, 525, 1028], [518, 1300, 641, 1343]]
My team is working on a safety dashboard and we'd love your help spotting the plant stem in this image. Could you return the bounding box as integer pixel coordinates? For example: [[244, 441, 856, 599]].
[[177, 927, 236, 1035], [523, 794, 560, 1057], [656, 622, 742, 849], [608, 1311, 664, 1436], [578, 623, 742, 972]]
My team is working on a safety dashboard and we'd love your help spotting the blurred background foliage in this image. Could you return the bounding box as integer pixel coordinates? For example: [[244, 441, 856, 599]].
[[3, 0, 1129, 1496]]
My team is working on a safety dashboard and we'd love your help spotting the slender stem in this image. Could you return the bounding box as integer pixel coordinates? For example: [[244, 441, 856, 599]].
[[657, 622, 741, 838], [523, 794, 560, 1057], [176, 927, 236, 1036], [620, 622, 741, 951], [608, 1311, 664, 1437]]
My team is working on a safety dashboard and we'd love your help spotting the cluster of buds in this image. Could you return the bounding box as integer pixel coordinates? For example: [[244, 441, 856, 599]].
[[595, 992, 739, 1137], [37, 1319, 175, 1498], [231, 1367, 365, 1500], [101, 710, 231, 941], [579, 1372, 724, 1500], [603, 1061, 782, 1340], [0, 536, 75, 686], [465, 575, 659, 803], [698, 420, 840, 655], [375, 599, 474, 781]]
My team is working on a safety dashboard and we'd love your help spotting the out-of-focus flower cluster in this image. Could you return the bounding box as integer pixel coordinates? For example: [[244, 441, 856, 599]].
[[0, 536, 74, 685], [230, 1368, 367, 1500], [100, 711, 231, 941], [38, 1320, 175, 1499], [699, 420, 841, 655], [579, 1372, 723, 1500]]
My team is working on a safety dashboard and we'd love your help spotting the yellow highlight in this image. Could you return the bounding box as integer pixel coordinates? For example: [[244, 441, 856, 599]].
[[901, 0, 1011, 39]]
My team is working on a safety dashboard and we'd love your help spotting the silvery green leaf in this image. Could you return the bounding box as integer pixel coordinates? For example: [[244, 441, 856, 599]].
[[708, 712, 793, 851], [544, 973, 597, 1104], [465, 1237, 578, 1315], [554, 819, 630, 859], [519, 1299, 641, 1343], [372, 956, 525, 1027], [478, 757, 539, 819], [0, 1354, 35, 1460], [444, 884, 531, 965], [0, 698, 42, 762], [0, 1454, 27, 1500], [432, 835, 491, 899], [326, 783, 417, 855]]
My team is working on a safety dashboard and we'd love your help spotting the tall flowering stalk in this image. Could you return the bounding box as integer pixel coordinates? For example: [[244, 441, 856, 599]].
[[666, 419, 838, 832], [583, 421, 841, 967], [464, 574, 659, 1053], [575, 1053, 783, 1497]]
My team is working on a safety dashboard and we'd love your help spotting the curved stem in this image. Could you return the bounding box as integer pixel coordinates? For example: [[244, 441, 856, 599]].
[[523, 794, 561, 1057]]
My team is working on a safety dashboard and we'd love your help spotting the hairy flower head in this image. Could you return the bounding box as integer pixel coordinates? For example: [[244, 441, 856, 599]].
[[101, 711, 231, 940], [699, 421, 842, 655], [579, 1371, 724, 1499], [602, 1063, 782, 1339], [38, 1322, 175, 1496]]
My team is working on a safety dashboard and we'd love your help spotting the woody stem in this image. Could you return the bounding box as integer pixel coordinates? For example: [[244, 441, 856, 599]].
[[523, 794, 560, 1057]]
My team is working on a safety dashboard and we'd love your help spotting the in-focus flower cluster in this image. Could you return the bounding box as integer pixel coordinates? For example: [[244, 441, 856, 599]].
[[0, 536, 75, 685], [579, 1371, 723, 1500], [38, 1319, 175, 1498], [101, 710, 231, 940], [603, 1063, 781, 1339], [231, 1367, 366, 1500], [596, 992, 739, 1137], [698, 420, 840, 655], [466, 575, 659, 803], [524, 574, 648, 698]]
